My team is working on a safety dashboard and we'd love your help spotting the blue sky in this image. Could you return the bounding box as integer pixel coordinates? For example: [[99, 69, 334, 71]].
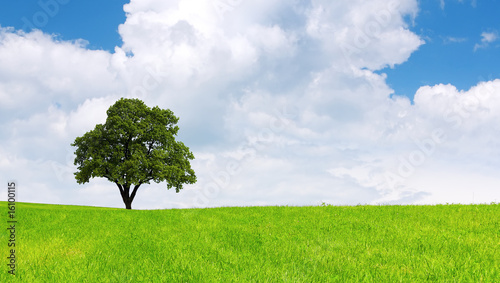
[[383, 0, 500, 99], [1, 0, 500, 209], [0, 0, 127, 50]]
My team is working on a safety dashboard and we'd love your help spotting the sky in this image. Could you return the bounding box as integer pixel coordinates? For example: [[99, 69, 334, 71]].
[[0, 0, 499, 209]]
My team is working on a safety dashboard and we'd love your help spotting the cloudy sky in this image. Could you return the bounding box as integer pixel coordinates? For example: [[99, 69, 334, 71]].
[[1, 0, 499, 209]]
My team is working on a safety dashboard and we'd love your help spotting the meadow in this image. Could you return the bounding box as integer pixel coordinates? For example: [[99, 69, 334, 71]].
[[1, 202, 499, 282]]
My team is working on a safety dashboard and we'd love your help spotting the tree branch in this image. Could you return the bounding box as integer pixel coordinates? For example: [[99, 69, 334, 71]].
[[129, 183, 142, 203], [104, 168, 116, 183], [146, 141, 154, 156], [116, 183, 126, 201]]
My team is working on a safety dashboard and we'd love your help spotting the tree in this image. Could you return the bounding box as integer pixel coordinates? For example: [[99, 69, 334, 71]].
[[71, 98, 196, 209]]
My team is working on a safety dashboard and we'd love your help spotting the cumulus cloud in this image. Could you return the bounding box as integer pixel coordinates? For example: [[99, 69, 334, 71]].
[[305, 0, 422, 70], [1, 0, 499, 209]]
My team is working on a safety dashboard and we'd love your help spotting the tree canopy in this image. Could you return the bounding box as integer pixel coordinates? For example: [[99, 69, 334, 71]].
[[72, 98, 196, 209]]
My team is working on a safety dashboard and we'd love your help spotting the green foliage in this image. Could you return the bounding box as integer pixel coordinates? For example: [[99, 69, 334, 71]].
[[3, 202, 499, 282], [71, 98, 196, 208]]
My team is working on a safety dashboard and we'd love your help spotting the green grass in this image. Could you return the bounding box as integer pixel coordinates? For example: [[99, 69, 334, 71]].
[[1, 202, 499, 282]]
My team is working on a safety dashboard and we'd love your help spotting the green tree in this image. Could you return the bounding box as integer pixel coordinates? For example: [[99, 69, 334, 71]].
[[71, 98, 196, 209]]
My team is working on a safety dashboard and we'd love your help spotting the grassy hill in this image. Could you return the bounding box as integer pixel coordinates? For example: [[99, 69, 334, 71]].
[[1, 202, 499, 282]]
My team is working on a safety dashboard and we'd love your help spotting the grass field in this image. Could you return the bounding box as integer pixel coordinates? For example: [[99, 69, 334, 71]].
[[1, 202, 499, 282]]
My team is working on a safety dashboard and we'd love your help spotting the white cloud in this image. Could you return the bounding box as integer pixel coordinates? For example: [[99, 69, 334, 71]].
[[442, 36, 467, 44], [305, 0, 423, 70], [481, 32, 498, 43], [441, 0, 478, 9], [1, 0, 500, 209], [474, 31, 498, 51]]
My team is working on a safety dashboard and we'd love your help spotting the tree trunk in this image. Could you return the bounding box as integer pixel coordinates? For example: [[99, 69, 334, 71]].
[[116, 183, 141, 210], [125, 200, 132, 210]]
